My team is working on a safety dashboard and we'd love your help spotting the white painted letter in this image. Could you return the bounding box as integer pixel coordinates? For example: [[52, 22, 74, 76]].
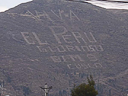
[[72, 32, 87, 44], [32, 32, 48, 45], [84, 32, 97, 43], [21, 32, 35, 44], [87, 54, 98, 61], [69, 55, 84, 61], [49, 26, 68, 44], [70, 10, 80, 21], [50, 56, 61, 63]]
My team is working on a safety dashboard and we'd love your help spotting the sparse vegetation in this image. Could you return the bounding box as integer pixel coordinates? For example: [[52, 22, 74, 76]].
[[71, 75, 98, 96]]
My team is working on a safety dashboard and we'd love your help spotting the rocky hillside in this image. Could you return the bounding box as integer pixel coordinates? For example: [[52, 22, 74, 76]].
[[0, 0, 128, 96]]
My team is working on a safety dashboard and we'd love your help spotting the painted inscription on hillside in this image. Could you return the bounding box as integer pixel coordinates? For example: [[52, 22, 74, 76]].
[[19, 9, 104, 70]]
